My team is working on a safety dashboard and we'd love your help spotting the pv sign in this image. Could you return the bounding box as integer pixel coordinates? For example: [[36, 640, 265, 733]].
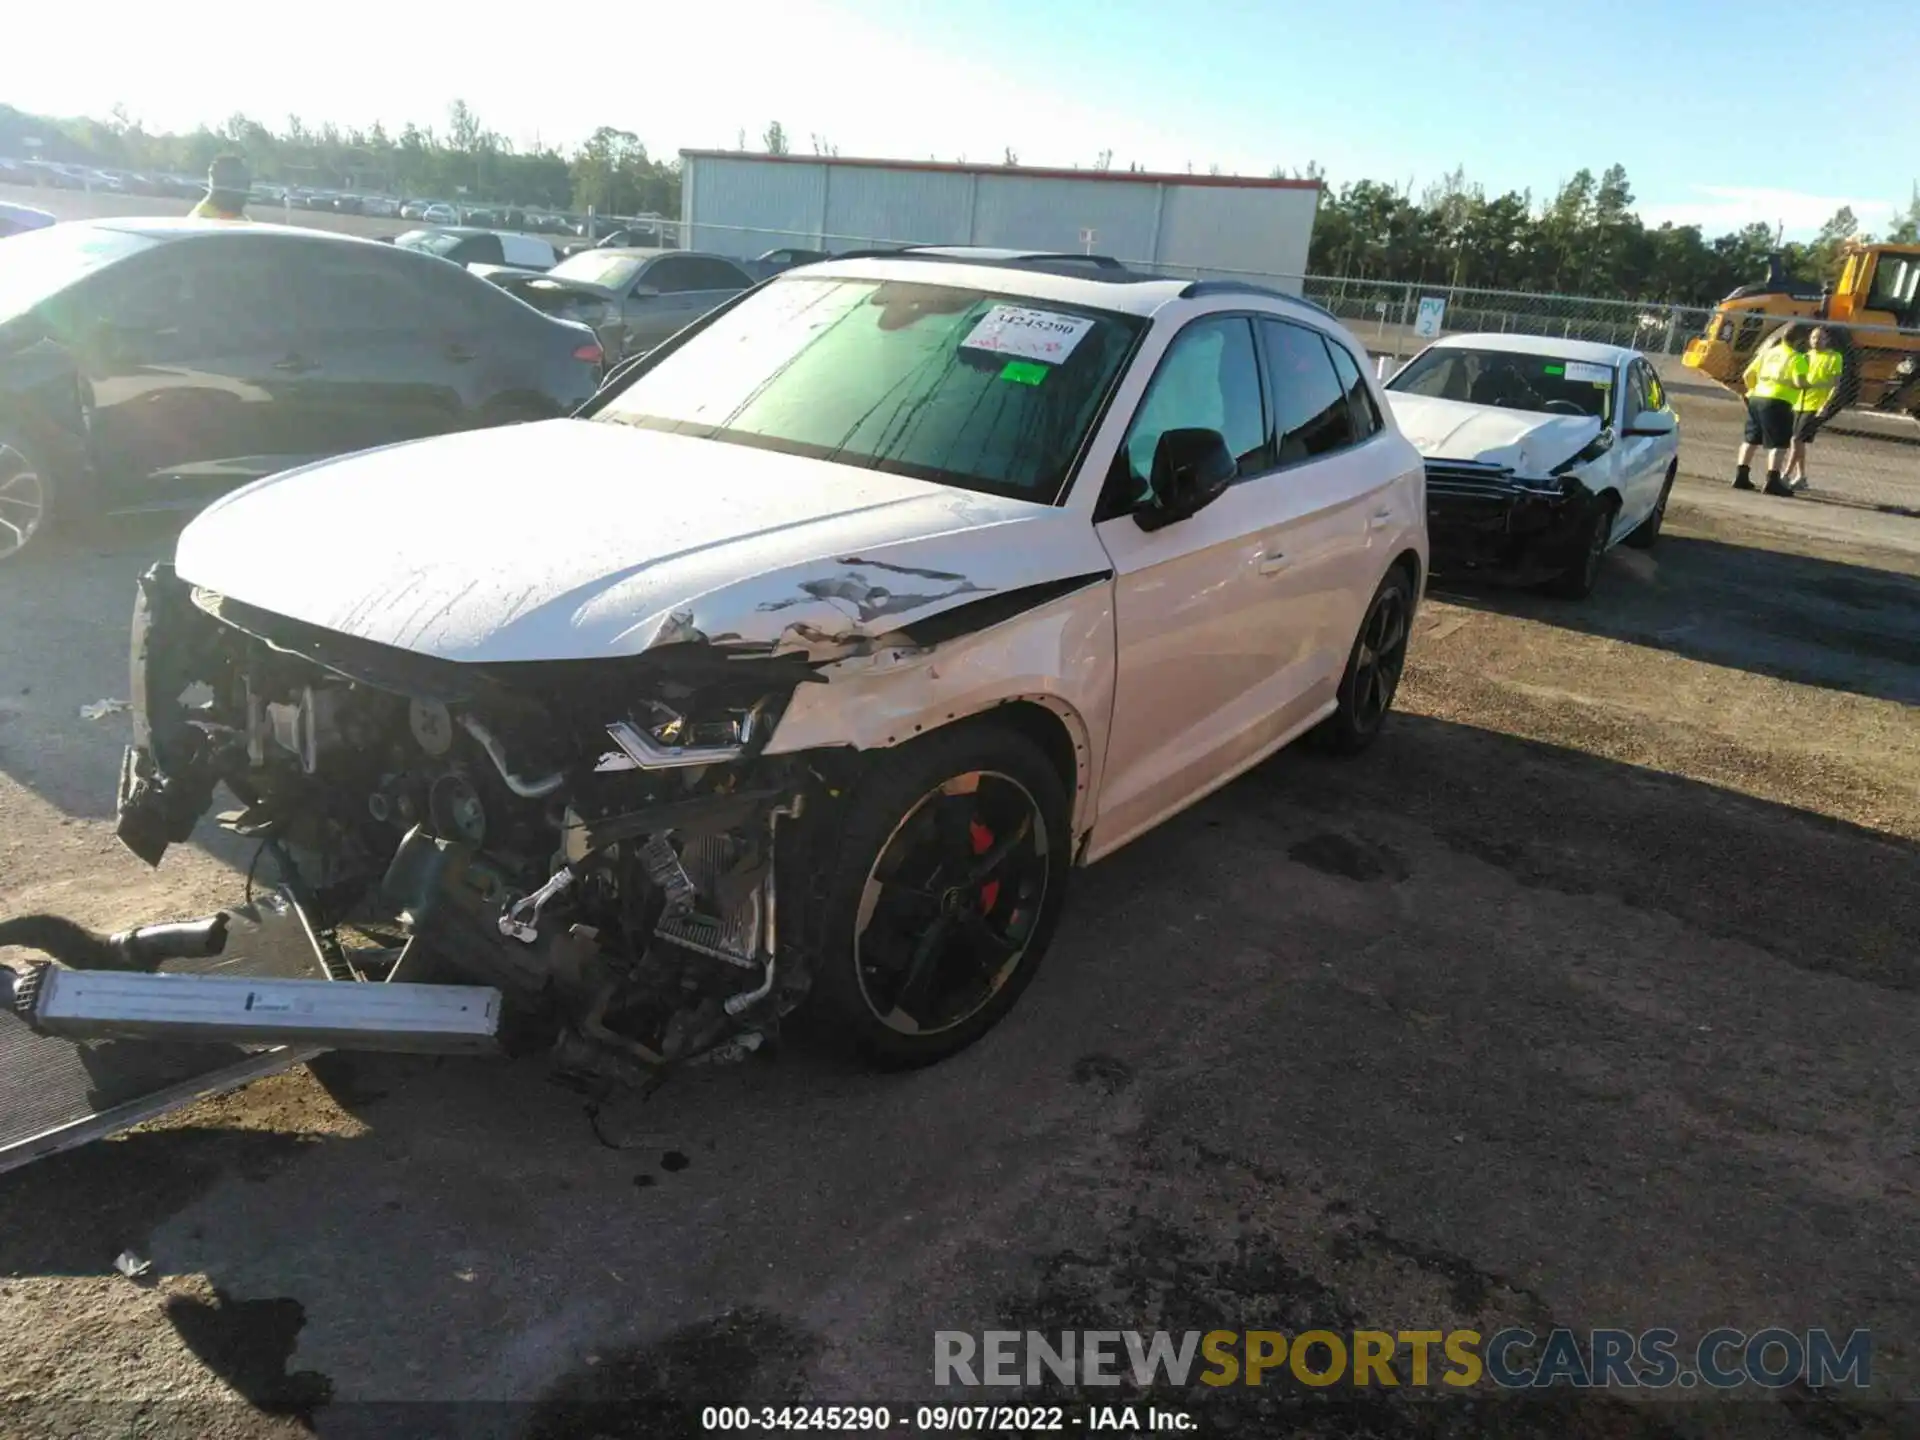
[[1414, 296, 1448, 339]]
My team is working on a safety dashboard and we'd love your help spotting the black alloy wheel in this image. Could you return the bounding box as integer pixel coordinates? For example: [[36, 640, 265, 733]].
[[1314, 566, 1415, 756], [855, 770, 1049, 1039], [803, 725, 1071, 1068]]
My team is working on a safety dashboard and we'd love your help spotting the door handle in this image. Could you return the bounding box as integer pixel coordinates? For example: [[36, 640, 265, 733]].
[[1368, 508, 1393, 531], [1257, 552, 1290, 576], [444, 343, 476, 363], [272, 355, 318, 374]]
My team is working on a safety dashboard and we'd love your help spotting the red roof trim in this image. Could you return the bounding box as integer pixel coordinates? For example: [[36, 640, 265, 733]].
[[677, 150, 1322, 191]]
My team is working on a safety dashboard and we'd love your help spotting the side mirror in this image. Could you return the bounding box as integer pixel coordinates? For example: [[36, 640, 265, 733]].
[[1624, 409, 1677, 437], [1134, 428, 1236, 532], [630, 284, 660, 299]]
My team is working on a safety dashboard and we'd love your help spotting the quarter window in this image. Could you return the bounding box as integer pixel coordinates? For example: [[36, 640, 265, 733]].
[[1325, 338, 1382, 441], [1261, 318, 1355, 463], [1119, 315, 1269, 503]]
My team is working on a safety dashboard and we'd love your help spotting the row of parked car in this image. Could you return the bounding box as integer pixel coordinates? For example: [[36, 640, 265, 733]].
[[263, 187, 677, 247], [0, 157, 208, 197], [381, 228, 834, 363]]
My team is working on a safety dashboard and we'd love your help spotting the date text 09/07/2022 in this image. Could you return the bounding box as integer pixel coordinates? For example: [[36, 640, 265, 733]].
[[701, 1405, 1193, 1432]]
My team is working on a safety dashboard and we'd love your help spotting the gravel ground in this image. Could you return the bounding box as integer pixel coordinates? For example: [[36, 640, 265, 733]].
[[0, 477, 1915, 1438]]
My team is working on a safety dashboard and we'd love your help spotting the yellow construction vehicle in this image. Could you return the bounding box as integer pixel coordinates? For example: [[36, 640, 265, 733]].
[[1683, 242, 1920, 418]]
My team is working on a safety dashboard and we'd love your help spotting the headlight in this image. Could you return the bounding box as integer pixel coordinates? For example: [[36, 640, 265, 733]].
[[1550, 431, 1614, 476]]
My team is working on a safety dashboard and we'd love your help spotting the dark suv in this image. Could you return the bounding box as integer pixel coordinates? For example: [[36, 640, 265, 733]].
[[0, 219, 607, 560]]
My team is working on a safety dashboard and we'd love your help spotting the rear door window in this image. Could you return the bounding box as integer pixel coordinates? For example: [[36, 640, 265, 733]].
[[285, 250, 440, 335], [450, 234, 503, 266], [680, 257, 752, 290], [644, 257, 703, 293], [1260, 318, 1355, 464]]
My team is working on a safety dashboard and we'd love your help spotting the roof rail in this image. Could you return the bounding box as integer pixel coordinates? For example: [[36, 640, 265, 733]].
[[983, 251, 1132, 270], [1179, 278, 1337, 319], [821, 247, 1161, 282]]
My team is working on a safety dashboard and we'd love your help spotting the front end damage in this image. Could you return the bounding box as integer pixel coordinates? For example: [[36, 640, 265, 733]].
[[108, 561, 850, 1091], [1422, 457, 1607, 585]]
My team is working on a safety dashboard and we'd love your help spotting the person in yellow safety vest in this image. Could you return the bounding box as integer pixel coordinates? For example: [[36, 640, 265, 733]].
[[1783, 326, 1845, 492], [1734, 324, 1809, 497], [188, 154, 250, 221]]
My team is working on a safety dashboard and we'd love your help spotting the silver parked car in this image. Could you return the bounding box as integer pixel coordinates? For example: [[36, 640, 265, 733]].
[[471, 248, 755, 363]]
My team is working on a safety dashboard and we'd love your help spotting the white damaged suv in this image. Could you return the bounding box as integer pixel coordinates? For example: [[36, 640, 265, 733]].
[[113, 248, 1428, 1075]]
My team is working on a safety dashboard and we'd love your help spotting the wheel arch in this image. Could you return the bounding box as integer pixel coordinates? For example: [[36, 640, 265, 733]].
[[973, 696, 1093, 845], [777, 690, 1101, 850], [1388, 546, 1424, 605], [860, 694, 1097, 847]]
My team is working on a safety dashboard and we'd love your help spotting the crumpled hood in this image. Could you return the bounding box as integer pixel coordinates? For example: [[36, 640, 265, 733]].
[[173, 419, 1107, 664], [1385, 393, 1601, 474]]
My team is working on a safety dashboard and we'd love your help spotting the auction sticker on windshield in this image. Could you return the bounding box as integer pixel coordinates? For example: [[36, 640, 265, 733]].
[[1562, 360, 1615, 386], [960, 305, 1094, 364]]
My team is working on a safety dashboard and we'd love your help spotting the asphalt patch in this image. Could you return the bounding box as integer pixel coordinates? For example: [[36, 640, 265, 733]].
[[1287, 833, 1410, 884], [0, 1129, 311, 1275], [993, 1204, 1682, 1439], [162, 1290, 332, 1418], [1069, 1054, 1134, 1094], [521, 1307, 817, 1439], [661, 1150, 690, 1173]]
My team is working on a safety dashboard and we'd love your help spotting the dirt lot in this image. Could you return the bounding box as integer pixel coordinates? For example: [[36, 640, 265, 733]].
[[0, 473, 1915, 1438]]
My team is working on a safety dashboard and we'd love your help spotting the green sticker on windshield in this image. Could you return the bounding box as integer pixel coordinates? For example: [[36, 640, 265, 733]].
[[1000, 360, 1049, 386], [1543, 364, 1565, 375]]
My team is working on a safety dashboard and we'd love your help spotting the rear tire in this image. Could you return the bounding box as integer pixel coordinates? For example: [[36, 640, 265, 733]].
[[1312, 566, 1414, 757], [1623, 467, 1674, 550], [800, 724, 1072, 1069], [0, 430, 59, 564], [1543, 496, 1619, 599]]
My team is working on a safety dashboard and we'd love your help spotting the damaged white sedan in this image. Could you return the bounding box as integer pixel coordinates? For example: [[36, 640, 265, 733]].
[[1382, 335, 1680, 599], [27, 251, 1428, 1086]]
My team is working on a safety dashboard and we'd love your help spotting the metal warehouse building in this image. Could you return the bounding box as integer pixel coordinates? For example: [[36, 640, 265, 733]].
[[679, 151, 1321, 291]]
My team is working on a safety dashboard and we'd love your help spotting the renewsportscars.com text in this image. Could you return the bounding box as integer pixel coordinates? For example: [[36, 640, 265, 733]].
[[934, 1327, 1872, 1391]]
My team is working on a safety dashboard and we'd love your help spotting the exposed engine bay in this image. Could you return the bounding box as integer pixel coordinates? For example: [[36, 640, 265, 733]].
[[114, 561, 849, 1091]]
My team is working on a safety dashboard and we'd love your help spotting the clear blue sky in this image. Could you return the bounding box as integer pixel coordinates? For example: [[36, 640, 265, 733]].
[[855, 0, 1919, 238], [14, 0, 1916, 238]]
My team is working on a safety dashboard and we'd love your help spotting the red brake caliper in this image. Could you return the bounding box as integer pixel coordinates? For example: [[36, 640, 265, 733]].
[[969, 818, 999, 913]]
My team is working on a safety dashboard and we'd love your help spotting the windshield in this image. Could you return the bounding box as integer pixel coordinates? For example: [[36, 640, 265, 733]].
[[549, 252, 645, 290], [0, 224, 160, 321], [1387, 346, 1618, 421], [392, 229, 463, 257], [593, 275, 1145, 500]]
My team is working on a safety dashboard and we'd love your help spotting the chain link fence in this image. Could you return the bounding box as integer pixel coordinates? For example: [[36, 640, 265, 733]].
[[673, 215, 1920, 515]]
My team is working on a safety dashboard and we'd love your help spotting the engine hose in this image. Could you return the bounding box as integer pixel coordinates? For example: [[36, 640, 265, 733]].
[[458, 716, 568, 798]]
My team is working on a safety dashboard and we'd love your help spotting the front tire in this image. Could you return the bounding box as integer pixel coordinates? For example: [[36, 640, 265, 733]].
[[1543, 495, 1619, 599], [1313, 566, 1414, 756], [1623, 467, 1675, 550], [802, 724, 1072, 1068], [0, 431, 58, 564]]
